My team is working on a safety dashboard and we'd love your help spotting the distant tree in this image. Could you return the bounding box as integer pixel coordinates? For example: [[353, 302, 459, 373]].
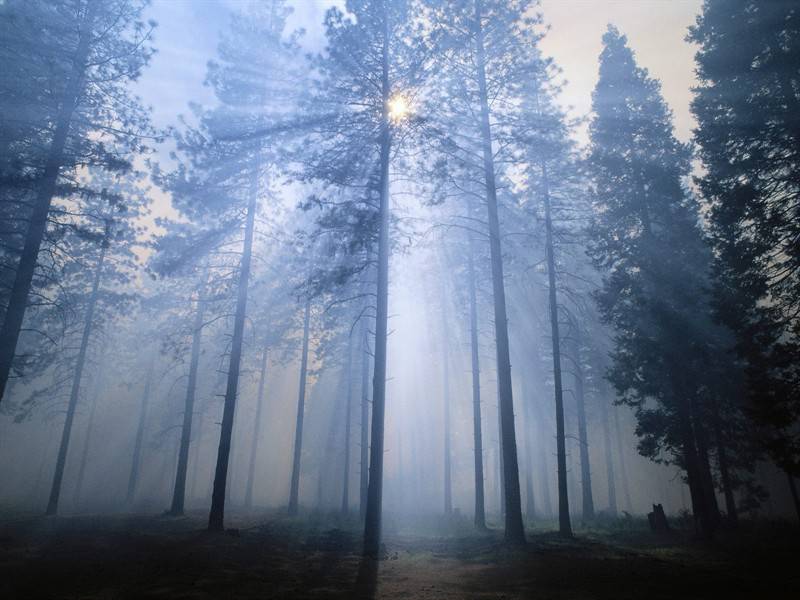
[[288, 291, 312, 516], [156, 0, 299, 531], [241, 257, 302, 511], [464, 219, 488, 529], [41, 170, 150, 515], [164, 268, 209, 516], [424, 0, 554, 544], [515, 48, 590, 533], [126, 351, 155, 505], [146, 229, 235, 514]]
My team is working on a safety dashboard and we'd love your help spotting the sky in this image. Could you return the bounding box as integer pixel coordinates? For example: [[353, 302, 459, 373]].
[[129, 0, 705, 235], [136, 0, 703, 141], [134, 0, 336, 131]]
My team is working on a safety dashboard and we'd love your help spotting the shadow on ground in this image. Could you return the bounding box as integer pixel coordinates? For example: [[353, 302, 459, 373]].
[[0, 510, 797, 599]]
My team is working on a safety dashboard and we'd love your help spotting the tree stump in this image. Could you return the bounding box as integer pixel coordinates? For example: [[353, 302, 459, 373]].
[[647, 504, 670, 532]]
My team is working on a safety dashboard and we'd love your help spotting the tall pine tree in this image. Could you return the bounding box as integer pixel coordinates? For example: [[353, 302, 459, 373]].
[[587, 26, 724, 538], [689, 1, 800, 493]]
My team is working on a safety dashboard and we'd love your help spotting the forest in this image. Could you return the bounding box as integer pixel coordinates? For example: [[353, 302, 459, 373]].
[[0, 0, 798, 598]]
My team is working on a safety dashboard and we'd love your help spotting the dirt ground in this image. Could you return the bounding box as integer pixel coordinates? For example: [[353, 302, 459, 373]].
[[0, 511, 797, 599]]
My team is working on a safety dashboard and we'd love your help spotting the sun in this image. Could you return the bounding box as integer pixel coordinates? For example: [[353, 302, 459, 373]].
[[388, 95, 410, 122]]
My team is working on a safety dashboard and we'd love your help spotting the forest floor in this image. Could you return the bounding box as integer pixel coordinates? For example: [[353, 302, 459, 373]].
[[0, 509, 797, 599]]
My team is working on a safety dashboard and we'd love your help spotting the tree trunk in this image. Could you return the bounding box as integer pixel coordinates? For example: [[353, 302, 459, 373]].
[[126, 360, 154, 506], [288, 298, 311, 516], [359, 323, 371, 521], [440, 272, 453, 516], [711, 399, 737, 526], [571, 333, 595, 521], [189, 402, 205, 505], [536, 403, 553, 518], [169, 279, 206, 516], [676, 391, 715, 539], [341, 333, 353, 515], [362, 6, 392, 559], [207, 178, 257, 532], [244, 346, 268, 510], [46, 242, 105, 516], [565, 407, 580, 517], [473, 0, 525, 544], [467, 232, 486, 529], [599, 393, 618, 516], [497, 391, 506, 518], [612, 405, 633, 511], [443, 343, 453, 516], [691, 397, 721, 529], [541, 161, 572, 537], [0, 0, 99, 403], [521, 378, 536, 522]]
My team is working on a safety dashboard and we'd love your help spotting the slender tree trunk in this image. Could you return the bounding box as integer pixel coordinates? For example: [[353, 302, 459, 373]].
[[467, 233, 486, 529], [440, 273, 453, 516], [225, 416, 237, 509], [691, 398, 721, 529], [169, 280, 206, 516], [165, 434, 180, 504], [521, 379, 536, 522], [571, 333, 595, 521], [46, 243, 105, 516], [127, 360, 154, 506], [207, 177, 258, 532], [565, 408, 580, 516], [73, 362, 104, 509], [359, 324, 371, 521], [443, 346, 453, 516], [497, 393, 506, 518], [341, 333, 354, 515], [473, 0, 525, 544], [599, 393, 618, 516], [0, 0, 99, 403], [541, 162, 572, 537], [189, 402, 205, 505], [362, 7, 392, 559], [536, 406, 553, 518], [288, 298, 311, 516], [244, 346, 268, 510], [612, 406, 633, 511]]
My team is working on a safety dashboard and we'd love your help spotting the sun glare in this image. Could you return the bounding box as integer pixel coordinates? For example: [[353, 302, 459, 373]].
[[388, 95, 410, 122]]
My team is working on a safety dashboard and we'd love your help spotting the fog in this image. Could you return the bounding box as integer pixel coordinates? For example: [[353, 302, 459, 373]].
[[1, 0, 798, 597]]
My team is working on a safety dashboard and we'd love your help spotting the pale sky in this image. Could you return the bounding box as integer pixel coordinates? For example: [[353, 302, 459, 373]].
[[539, 0, 702, 143]]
